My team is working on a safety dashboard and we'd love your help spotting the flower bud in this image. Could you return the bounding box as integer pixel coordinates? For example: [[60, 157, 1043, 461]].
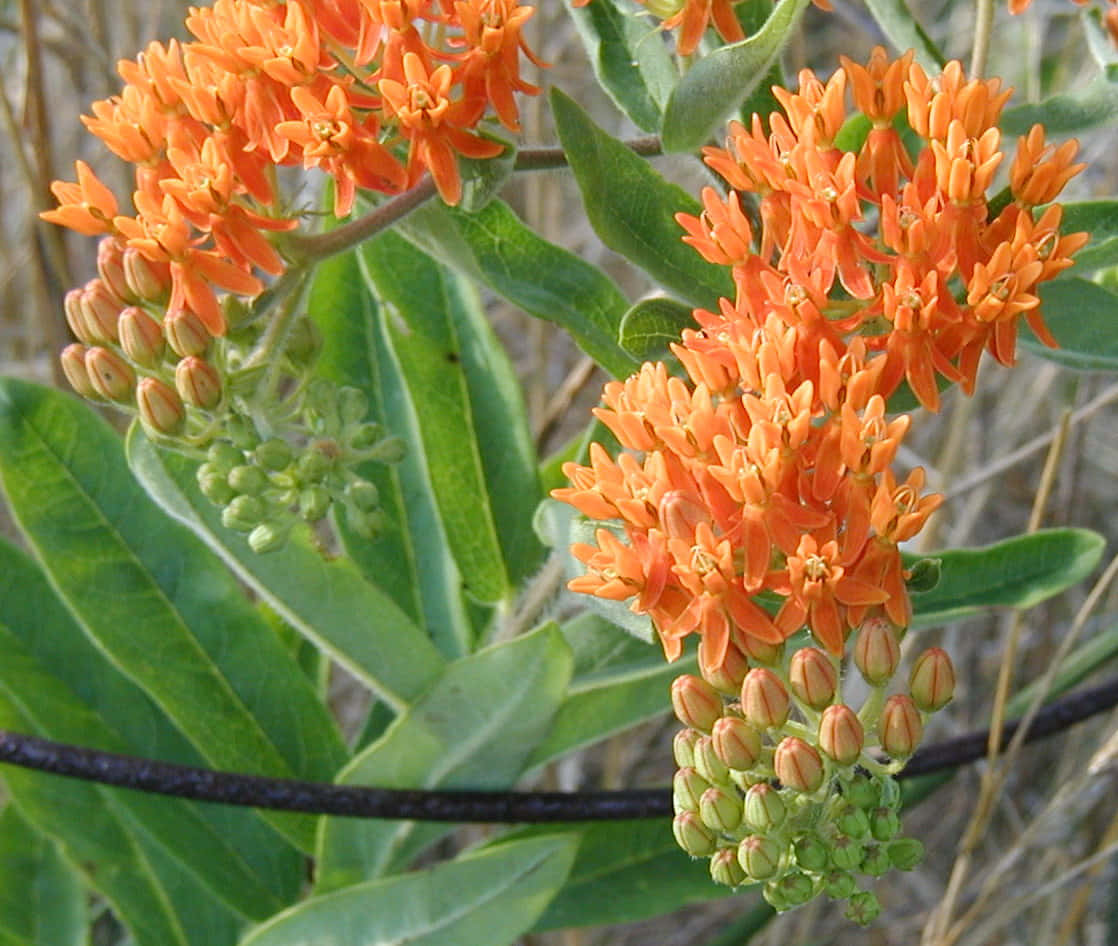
[[136, 378, 185, 435], [774, 737, 824, 793], [699, 786, 743, 833], [834, 805, 870, 840], [79, 279, 123, 343], [711, 716, 762, 771], [692, 736, 730, 785], [338, 386, 369, 427], [870, 807, 901, 842], [228, 464, 268, 496], [854, 617, 901, 685], [295, 447, 331, 483], [60, 344, 99, 399], [879, 694, 923, 759], [789, 647, 838, 710], [828, 835, 863, 871], [673, 811, 717, 857], [123, 247, 170, 300], [255, 438, 294, 472], [221, 494, 265, 532], [709, 848, 747, 887], [298, 486, 332, 522], [738, 835, 782, 880], [285, 317, 322, 363], [743, 783, 786, 832], [741, 634, 783, 666], [793, 835, 829, 872], [673, 728, 701, 769], [771, 871, 815, 907], [248, 522, 287, 554], [85, 347, 135, 402], [347, 421, 383, 450], [672, 674, 724, 733], [197, 463, 235, 505], [165, 308, 211, 358], [97, 238, 133, 303], [207, 441, 244, 472], [672, 767, 709, 814], [64, 288, 95, 344], [845, 890, 881, 925], [859, 843, 891, 877], [887, 837, 925, 870], [843, 772, 880, 810], [118, 306, 165, 367], [175, 356, 222, 409], [823, 870, 856, 900], [347, 480, 380, 512], [818, 704, 864, 766], [909, 647, 956, 712], [366, 435, 406, 464], [699, 637, 749, 694], [741, 668, 789, 729]]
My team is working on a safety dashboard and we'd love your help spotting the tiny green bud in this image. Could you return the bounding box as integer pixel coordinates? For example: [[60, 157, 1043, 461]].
[[762, 883, 790, 912], [225, 416, 260, 450], [741, 667, 790, 729], [843, 773, 880, 810], [869, 807, 901, 842], [859, 844, 891, 877], [906, 556, 941, 592], [738, 835, 782, 881], [338, 386, 369, 427], [673, 729, 701, 769], [711, 716, 762, 771], [773, 737, 824, 793], [673, 811, 718, 858], [793, 835, 829, 873], [284, 317, 322, 363], [367, 435, 406, 464], [699, 786, 743, 833], [845, 890, 881, 925], [254, 438, 293, 471], [743, 783, 786, 833], [347, 480, 380, 512], [709, 849, 747, 888], [672, 767, 709, 814], [692, 736, 730, 786], [248, 522, 288, 554], [221, 495, 265, 532], [347, 422, 382, 450], [828, 835, 864, 871], [671, 675, 724, 733], [228, 464, 268, 495], [773, 871, 816, 907], [887, 837, 925, 871], [198, 469, 236, 506], [207, 442, 244, 472], [298, 486, 332, 522], [295, 448, 332, 484], [835, 805, 871, 840], [823, 870, 856, 900]]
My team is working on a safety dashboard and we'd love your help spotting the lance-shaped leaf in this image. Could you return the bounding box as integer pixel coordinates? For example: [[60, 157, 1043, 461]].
[[862, 0, 945, 70], [659, 0, 811, 152], [126, 427, 446, 711], [401, 198, 637, 378], [308, 244, 476, 657], [1057, 200, 1118, 275], [244, 835, 577, 946], [316, 624, 573, 889], [618, 296, 696, 361], [566, 0, 677, 132], [1002, 76, 1118, 135], [1017, 278, 1118, 371], [910, 529, 1105, 629], [0, 807, 85, 946], [552, 88, 735, 309], [360, 230, 544, 605], [0, 379, 349, 852]]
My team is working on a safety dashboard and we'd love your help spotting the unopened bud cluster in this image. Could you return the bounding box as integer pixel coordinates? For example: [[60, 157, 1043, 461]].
[[670, 620, 955, 923], [64, 237, 403, 552]]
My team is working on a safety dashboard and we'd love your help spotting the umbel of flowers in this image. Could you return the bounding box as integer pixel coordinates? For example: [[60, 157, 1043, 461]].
[[555, 49, 1085, 921], [42, 0, 542, 551]]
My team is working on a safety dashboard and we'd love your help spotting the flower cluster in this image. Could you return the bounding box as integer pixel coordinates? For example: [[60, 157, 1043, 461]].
[[43, 0, 543, 550], [555, 49, 1085, 914]]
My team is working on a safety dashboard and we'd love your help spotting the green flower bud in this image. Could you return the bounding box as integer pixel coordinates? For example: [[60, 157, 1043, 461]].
[[710, 848, 747, 888], [285, 317, 322, 363], [198, 466, 236, 506], [870, 807, 901, 842], [254, 438, 293, 471], [672, 767, 709, 814], [295, 448, 332, 484], [347, 480, 380, 512], [773, 737, 824, 794], [221, 295, 253, 330], [225, 416, 260, 450], [207, 441, 244, 472], [298, 486, 332, 522], [845, 890, 881, 925], [673, 729, 701, 769], [773, 871, 816, 907], [828, 835, 864, 871], [738, 835, 782, 881], [671, 675, 724, 733], [843, 773, 880, 810], [692, 736, 730, 786], [699, 786, 743, 833], [711, 716, 762, 771], [672, 811, 717, 858], [367, 435, 406, 464], [906, 556, 941, 592], [347, 506, 387, 540], [743, 783, 786, 833], [248, 522, 288, 554], [835, 805, 871, 840], [789, 647, 838, 710], [859, 844, 891, 877], [228, 464, 268, 496], [887, 837, 925, 871], [793, 835, 829, 873], [741, 668, 790, 729], [822, 870, 856, 900], [347, 422, 382, 450], [338, 386, 369, 427], [762, 883, 790, 912], [221, 495, 265, 532]]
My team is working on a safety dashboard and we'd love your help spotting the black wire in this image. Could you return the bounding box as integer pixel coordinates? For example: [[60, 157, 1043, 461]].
[[1, 675, 1116, 823]]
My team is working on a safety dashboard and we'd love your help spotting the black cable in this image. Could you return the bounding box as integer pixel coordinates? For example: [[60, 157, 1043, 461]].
[[1, 675, 1116, 823]]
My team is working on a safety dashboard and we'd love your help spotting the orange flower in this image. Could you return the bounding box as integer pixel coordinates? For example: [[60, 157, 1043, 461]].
[[40, 161, 119, 236]]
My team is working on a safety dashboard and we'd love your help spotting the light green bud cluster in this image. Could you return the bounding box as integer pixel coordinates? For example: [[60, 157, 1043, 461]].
[[669, 621, 954, 925]]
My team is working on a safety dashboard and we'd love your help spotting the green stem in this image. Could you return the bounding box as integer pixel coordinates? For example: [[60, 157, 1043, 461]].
[[969, 0, 996, 78]]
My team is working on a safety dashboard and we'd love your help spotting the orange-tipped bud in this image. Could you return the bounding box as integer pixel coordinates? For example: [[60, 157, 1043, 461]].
[[699, 637, 749, 694], [118, 306, 165, 367], [789, 647, 838, 710], [85, 346, 135, 402], [700, 786, 743, 833], [709, 848, 747, 887], [818, 704, 865, 766], [79, 279, 123, 344], [738, 835, 782, 880], [743, 782, 786, 832], [880, 694, 923, 758], [165, 308, 211, 358], [672, 767, 710, 814], [774, 736, 824, 793], [136, 378, 185, 435], [123, 247, 170, 301], [854, 617, 901, 685], [692, 735, 730, 785], [909, 647, 956, 712], [741, 668, 790, 729], [711, 716, 762, 771], [671, 674, 724, 733], [97, 238, 133, 303], [64, 288, 95, 344], [673, 728, 701, 769], [175, 355, 221, 409], [60, 344, 98, 399], [673, 811, 718, 857]]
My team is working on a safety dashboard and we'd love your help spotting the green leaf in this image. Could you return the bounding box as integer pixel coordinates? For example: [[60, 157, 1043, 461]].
[[551, 88, 735, 309], [245, 836, 578, 946], [910, 528, 1105, 629], [316, 624, 574, 888], [126, 427, 447, 711], [1020, 278, 1118, 371], [0, 379, 346, 853], [861, 0, 945, 70], [1057, 200, 1118, 275], [360, 230, 544, 604], [566, 0, 677, 131], [457, 130, 518, 212], [400, 198, 638, 378], [1002, 76, 1118, 136], [659, 0, 811, 153], [618, 296, 696, 360], [0, 807, 85, 946]]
